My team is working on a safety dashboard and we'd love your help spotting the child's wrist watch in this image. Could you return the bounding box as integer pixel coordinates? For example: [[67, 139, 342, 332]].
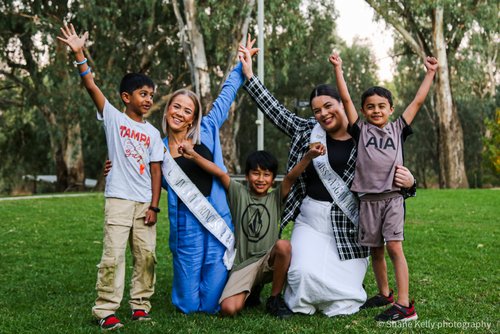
[[149, 206, 160, 213]]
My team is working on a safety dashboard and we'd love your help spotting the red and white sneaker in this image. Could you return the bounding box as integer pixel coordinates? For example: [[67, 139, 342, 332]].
[[99, 314, 124, 331], [375, 301, 418, 322], [131, 309, 152, 321]]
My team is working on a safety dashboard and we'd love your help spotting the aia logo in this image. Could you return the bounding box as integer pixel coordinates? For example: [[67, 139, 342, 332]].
[[241, 203, 270, 242]]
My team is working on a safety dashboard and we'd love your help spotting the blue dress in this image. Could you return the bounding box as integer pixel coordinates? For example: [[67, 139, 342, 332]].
[[162, 63, 244, 313]]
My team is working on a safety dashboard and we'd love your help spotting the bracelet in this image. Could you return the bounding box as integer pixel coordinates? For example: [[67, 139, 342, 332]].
[[73, 58, 87, 66], [149, 206, 160, 213], [79, 67, 92, 77]]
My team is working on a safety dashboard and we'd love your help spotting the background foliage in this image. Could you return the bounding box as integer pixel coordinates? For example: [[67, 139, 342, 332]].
[[0, 0, 498, 194]]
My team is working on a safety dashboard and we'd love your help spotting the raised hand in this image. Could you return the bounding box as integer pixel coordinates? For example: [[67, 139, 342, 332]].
[[245, 34, 259, 57], [57, 23, 88, 53], [239, 44, 254, 79], [238, 34, 260, 79], [329, 52, 342, 68], [424, 56, 438, 73]]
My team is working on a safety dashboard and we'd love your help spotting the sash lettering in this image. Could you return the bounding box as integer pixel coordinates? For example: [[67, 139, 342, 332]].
[[310, 123, 359, 225]]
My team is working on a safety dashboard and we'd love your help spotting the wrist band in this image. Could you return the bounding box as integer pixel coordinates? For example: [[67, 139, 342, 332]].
[[79, 67, 92, 77], [149, 206, 160, 213], [73, 58, 87, 66]]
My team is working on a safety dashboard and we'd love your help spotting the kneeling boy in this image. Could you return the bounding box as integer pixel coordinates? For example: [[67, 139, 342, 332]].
[[179, 145, 324, 318]]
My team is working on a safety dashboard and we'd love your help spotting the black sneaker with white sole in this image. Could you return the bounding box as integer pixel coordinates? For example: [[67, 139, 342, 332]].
[[360, 289, 394, 309]]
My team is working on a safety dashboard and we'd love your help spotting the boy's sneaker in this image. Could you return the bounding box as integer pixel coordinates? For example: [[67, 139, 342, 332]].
[[99, 314, 124, 331], [245, 284, 263, 308], [131, 309, 152, 321], [375, 301, 418, 322], [266, 294, 293, 319], [360, 289, 394, 309]]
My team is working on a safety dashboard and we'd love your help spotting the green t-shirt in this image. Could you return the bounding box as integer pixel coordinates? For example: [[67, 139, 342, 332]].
[[227, 179, 283, 272]]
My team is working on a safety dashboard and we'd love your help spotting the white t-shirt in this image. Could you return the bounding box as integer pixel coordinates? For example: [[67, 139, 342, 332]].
[[98, 99, 164, 202]]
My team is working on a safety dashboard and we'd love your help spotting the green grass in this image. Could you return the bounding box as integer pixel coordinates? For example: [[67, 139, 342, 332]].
[[0, 189, 498, 333]]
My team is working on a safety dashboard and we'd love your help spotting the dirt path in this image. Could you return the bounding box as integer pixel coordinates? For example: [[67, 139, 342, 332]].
[[0, 193, 100, 201]]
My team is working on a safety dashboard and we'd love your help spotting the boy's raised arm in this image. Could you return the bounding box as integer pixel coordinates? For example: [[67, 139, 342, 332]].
[[330, 53, 358, 126], [402, 56, 438, 125], [178, 140, 231, 191], [281, 143, 325, 199], [57, 23, 106, 114]]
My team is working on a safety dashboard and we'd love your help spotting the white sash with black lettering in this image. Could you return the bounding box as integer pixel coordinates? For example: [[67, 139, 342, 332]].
[[310, 123, 359, 225], [162, 149, 236, 270]]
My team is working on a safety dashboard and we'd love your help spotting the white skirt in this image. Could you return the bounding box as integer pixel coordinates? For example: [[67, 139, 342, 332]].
[[284, 196, 369, 317]]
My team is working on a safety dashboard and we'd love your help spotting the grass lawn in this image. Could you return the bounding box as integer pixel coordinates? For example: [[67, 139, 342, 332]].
[[0, 189, 498, 333]]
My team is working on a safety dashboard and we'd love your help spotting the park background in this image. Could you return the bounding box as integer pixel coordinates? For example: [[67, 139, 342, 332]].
[[0, 0, 498, 193], [0, 0, 498, 333]]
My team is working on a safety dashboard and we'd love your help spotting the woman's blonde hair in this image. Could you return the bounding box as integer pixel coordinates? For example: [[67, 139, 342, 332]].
[[162, 89, 203, 145]]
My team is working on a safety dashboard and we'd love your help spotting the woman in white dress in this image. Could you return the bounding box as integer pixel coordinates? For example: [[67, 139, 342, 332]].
[[239, 46, 416, 316]]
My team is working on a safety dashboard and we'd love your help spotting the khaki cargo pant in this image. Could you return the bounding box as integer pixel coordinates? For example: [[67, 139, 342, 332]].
[[92, 198, 157, 319]]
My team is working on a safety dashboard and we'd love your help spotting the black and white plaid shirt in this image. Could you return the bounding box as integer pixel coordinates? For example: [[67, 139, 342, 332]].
[[244, 76, 370, 260]]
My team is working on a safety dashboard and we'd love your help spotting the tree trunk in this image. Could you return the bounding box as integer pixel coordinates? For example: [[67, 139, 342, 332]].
[[218, 0, 255, 174], [432, 7, 469, 188], [220, 102, 240, 174], [41, 105, 85, 192], [174, 0, 213, 110], [64, 122, 86, 191], [40, 105, 66, 192], [94, 160, 107, 191]]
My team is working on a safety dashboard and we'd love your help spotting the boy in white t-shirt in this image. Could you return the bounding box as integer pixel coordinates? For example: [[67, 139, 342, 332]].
[[58, 24, 164, 330]]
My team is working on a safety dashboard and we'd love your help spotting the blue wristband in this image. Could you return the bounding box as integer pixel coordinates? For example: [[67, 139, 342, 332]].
[[73, 58, 87, 66], [79, 67, 92, 77]]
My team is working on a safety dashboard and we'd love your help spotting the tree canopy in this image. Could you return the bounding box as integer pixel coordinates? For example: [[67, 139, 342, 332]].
[[0, 0, 497, 194]]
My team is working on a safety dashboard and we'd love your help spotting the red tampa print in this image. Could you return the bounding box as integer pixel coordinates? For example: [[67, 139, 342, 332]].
[[120, 125, 151, 148]]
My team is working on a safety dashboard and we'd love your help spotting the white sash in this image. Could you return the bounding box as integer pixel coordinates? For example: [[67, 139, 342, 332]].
[[310, 123, 359, 225], [161, 148, 236, 270]]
